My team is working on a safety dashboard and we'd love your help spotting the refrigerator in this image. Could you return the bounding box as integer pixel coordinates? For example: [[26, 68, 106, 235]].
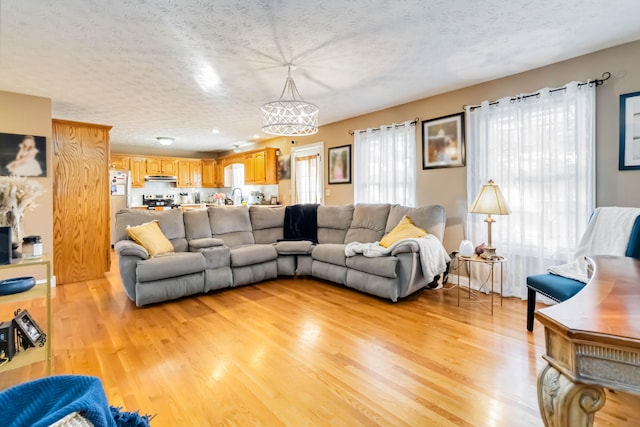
[[110, 170, 132, 246]]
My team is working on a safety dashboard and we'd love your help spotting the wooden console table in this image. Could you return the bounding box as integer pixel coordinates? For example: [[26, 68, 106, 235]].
[[535, 255, 640, 426]]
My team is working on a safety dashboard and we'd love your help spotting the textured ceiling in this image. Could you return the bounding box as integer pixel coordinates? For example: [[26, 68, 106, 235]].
[[2, 0, 640, 153]]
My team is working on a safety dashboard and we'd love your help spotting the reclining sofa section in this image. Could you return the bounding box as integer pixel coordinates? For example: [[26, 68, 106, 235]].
[[114, 203, 447, 306]]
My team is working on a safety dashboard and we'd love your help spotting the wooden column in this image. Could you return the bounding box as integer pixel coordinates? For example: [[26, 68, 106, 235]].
[[52, 119, 111, 284]]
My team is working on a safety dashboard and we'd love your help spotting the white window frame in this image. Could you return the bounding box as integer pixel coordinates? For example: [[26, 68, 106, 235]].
[[291, 141, 324, 205]]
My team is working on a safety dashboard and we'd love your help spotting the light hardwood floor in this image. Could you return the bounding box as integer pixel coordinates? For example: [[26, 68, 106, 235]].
[[2, 257, 639, 426]]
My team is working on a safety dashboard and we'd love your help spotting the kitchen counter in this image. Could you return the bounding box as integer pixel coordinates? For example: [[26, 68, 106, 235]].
[[180, 203, 206, 211]]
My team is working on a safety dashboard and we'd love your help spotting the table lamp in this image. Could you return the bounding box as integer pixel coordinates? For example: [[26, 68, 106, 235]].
[[469, 179, 511, 259]]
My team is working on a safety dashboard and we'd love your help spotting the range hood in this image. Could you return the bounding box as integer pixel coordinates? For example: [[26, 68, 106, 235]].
[[144, 175, 177, 182]]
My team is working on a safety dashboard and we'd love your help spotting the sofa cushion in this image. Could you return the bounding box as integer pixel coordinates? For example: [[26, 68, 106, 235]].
[[126, 220, 174, 257], [344, 204, 390, 244], [184, 209, 213, 240], [250, 206, 285, 244], [274, 240, 315, 255], [386, 204, 446, 241], [136, 252, 206, 283], [317, 205, 354, 244], [311, 243, 347, 266], [379, 215, 427, 248], [230, 244, 278, 267], [201, 246, 231, 269], [208, 206, 255, 247], [189, 238, 225, 250], [115, 208, 185, 243], [346, 255, 398, 279]]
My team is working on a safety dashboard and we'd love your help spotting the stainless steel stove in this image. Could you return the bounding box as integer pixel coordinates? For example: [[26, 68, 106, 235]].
[[142, 194, 178, 209]]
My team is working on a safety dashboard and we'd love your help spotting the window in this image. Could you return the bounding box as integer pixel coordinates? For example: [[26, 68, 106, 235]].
[[353, 120, 416, 206], [465, 82, 596, 298]]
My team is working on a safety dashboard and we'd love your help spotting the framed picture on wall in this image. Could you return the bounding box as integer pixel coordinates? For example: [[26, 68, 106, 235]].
[[328, 145, 351, 184], [0, 133, 47, 177], [619, 91, 640, 170], [277, 155, 291, 180], [422, 113, 465, 169]]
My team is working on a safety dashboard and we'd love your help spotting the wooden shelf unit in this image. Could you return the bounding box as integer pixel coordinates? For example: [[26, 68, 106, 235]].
[[0, 258, 52, 388]]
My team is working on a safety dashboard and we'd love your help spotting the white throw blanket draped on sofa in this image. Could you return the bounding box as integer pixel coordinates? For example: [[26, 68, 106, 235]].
[[547, 206, 640, 283], [345, 235, 451, 284]]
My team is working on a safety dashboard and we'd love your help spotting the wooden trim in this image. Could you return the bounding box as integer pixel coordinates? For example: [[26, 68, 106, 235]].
[[53, 118, 112, 131]]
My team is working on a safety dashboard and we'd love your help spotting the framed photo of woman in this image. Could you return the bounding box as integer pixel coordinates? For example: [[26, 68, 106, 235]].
[[0, 133, 47, 177], [328, 145, 351, 184]]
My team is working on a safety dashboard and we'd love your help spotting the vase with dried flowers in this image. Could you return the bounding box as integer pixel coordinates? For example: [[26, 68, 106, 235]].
[[0, 177, 45, 256]]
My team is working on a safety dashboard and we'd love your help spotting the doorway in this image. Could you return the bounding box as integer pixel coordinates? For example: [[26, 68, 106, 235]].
[[291, 142, 324, 204]]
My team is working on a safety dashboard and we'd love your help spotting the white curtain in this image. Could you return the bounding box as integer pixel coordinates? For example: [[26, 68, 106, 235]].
[[295, 154, 320, 204], [465, 82, 596, 299], [354, 120, 416, 206]]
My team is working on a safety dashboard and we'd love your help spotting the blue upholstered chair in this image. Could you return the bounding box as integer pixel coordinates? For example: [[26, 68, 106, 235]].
[[526, 215, 640, 331]]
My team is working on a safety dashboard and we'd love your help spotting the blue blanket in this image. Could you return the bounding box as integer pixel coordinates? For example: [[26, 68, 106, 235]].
[[0, 375, 135, 427]]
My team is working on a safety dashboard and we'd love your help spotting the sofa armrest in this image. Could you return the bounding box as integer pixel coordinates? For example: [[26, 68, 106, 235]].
[[390, 240, 420, 255], [114, 240, 149, 260], [189, 238, 225, 251]]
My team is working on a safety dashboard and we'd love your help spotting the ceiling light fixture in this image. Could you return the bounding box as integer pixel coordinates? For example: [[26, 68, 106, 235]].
[[212, 129, 220, 134], [233, 145, 241, 153], [261, 64, 318, 136], [156, 137, 174, 146]]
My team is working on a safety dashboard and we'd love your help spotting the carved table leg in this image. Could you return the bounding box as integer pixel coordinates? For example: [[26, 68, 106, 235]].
[[537, 364, 606, 427]]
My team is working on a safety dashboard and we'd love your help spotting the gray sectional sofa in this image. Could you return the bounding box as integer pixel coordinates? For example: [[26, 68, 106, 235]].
[[113, 203, 447, 306]]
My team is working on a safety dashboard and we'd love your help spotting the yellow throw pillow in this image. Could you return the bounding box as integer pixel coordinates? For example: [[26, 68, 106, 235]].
[[126, 220, 174, 257], [379, 215, 427, 248]]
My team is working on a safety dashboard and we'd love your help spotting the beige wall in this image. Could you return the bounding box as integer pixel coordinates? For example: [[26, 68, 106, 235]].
[[256, 40, 640, 252], [0, 91, 53, 279]]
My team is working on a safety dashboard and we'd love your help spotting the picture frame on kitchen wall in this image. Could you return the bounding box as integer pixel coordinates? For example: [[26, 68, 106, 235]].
[[0, 133, 47, 177]]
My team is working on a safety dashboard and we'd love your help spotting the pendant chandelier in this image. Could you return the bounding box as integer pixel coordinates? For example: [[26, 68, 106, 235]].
[[261, 64, 318, 136]]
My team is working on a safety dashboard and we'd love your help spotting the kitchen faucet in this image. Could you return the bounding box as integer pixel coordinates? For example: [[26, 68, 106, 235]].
[[231, 187, 243, 205]]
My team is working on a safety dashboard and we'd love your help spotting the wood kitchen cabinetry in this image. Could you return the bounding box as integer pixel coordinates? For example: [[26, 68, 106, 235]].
[[129, 157, 147, 188], [110, 154, 129, 170], [146, 157, 177, 176], [177, 160, 202, 188], [243, 154, 255, 183], [245, 148, 277, 184], [202, 159, 223, 188], [110, 146, 277, 189]]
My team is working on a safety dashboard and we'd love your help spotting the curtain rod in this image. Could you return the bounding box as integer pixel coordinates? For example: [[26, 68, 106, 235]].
[[348, 117, 419, 136], [463, 72, 611, 111]]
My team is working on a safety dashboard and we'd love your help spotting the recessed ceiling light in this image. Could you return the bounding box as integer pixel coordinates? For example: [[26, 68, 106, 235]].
[[156, 137, 174, 146], [252, 134, 260, 139], [212, 129, 220, 134]]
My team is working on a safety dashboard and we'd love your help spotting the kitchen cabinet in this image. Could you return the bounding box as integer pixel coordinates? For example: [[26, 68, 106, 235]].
[[190, 161, 202, 187], [244, 148, 278, 184], [177, 160, 202, 187], [214, 160, 224, 187], [110, 154, 129, 170], [130, 157, 147, 188], [146, 157, 177, 176], [162, 159, 178, 176], [244, 154, 255, 183], [202, 160, 220, 188]]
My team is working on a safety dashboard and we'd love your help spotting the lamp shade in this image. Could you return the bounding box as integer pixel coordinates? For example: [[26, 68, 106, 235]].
[[469, 180, 511, 215]]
